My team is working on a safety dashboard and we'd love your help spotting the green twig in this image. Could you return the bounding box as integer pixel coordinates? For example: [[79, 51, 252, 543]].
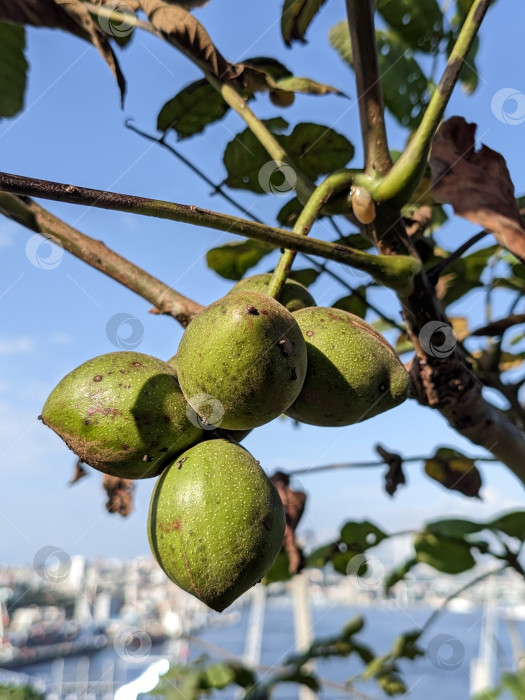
[[267, 173, 354, 299], [375, 0, 492, 204], [0, 170, 421, 294]]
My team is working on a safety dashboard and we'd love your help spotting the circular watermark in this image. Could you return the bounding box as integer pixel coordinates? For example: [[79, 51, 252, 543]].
[[33, 546, 72, 584], [97, 0, 136, 38], [113, 626, 152, 663], [419, 321, 457, 358], [346, 553, 385, 590], [106, 313, 144, 350], [25, 234, 64, 270], [186, 394, 224, 430], [427, 634, 465, 671], [491, 88, 525, 126], [258, 161, 297, 197]]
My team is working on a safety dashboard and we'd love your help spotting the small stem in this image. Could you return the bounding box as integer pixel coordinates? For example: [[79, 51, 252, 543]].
[[420, 565, 507, 636], [345, 0, 391, 176], [375, 0, 491, 203], [426, 229, 490, 285], [287, 455, 497, 477], [0, 193, 202, 326], [267, 175, 350, 299], [206, 75, 314, 205], [0, 170, 420, 294]]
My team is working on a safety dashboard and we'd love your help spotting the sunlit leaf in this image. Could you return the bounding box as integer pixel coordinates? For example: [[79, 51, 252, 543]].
[[414, 532, 476, 573], [281, 0, 327, 45], [424, 447, 482, 497]]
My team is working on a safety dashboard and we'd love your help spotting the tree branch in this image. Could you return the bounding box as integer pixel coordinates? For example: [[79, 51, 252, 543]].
[[0, 192, 203, 326], [0, 170, 421, 295], [375, 0, 492, 204], [345, 0, 391, 176]]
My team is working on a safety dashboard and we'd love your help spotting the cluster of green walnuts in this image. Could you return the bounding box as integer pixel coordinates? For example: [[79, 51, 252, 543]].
[[41, 274, 409, 611]]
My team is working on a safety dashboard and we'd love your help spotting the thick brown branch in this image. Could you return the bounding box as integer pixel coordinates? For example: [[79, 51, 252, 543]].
[[0, 193, 203, 326], [345, 0, 391, 176]]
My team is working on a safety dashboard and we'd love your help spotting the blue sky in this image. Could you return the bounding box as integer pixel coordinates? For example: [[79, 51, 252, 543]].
[[0, 0, 524, 566]]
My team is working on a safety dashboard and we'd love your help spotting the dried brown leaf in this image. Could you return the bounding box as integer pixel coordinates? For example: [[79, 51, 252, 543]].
[[0, 0, 126, 101], [430, 116, 525, 262], [103, 474, 135, 516], [376, 445, 405, 497], [271, 471, 307, 574], [139, 0, 241, 80]]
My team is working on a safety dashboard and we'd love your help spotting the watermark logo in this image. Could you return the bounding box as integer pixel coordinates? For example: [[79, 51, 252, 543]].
[[258, 161, 297, 197], [106, 313, 144, 350], [33, 546, 72, 584], [25, 234, 64, 270], [346, 553, 385, 590], [186, 394, 224, 430], [427, 634, 465, 671], [419, 321, 457, 358], [491, 88, 525, 126], [114, 626, 152, 663], [97, 0, 136, 38]]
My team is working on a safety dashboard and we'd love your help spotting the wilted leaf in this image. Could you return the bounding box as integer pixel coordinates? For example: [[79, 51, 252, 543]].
[[223, 121, 354, 192], [157, 79, 229, 138], [414, 532, 476, 573], [0, 23, 28, 119], [376, 444, 405, 496], [424, 447, 482, 497], [0, 0, 126, 101], [332, 290, 367, 318], [375, 0, 443, 53], [271, 471, 307, 574], [471, 314, 525, 337], [489, 511, 525, 540], [206, 240, 274, 280], [69, 459, 89, 486], [449, 316, 469, 341], [430, 117, 525, 262], [281, 0, 327, 45], [139, 0, 242, 81]]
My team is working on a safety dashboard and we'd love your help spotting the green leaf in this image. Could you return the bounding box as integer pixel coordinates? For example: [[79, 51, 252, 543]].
[[501, 671, 525, 699], [206, 240, 274, 280], [288, 268, 320, 287], [414, 532, 476, 574], [243, 56, 292, 81], [334, 233, 374, 251], [306, 543, 338, 568], [262, 549, 293, 584], [279, 668, 320, 691], [384, 558, 418, 591], [201, 663, 235, 689], [157, 79, 229, 138], [275, 76, 343, 96], [441, 244, 500, 306], [489, 511, 525, 540], [223, 121, 354, 192], [229, 662, 256, 689], [0, 23, 28, 118], [424, 447, 482, 498], [395, 331, 413, 355], [332, 291, 367, 318], [340, 520, 387, 550], [277, 197, 304, 228], [459, 35, 479, 94], [426, 518, 484, 537], [329, 23, 431, 128], [376, 30, 430, 128], [375, 0, 444, 53]]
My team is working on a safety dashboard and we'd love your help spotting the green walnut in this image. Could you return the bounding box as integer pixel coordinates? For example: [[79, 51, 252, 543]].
[[41, 352, 203, 479], [228, 273, 315, 313], [285, 307, 410, 426], [148, 439, 285, 611], [176, 291, 307, 431]]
